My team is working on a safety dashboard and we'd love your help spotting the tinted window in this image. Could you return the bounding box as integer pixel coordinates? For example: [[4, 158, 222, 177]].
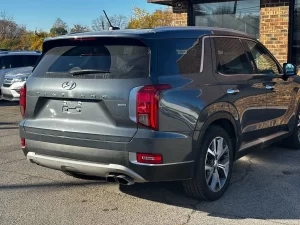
[[157, 38, 201, 76], [33, 38, 150, 79], [0, 56, 12, 69], [11, 55, 40, 68], [0, 55, 39, 69], [244, 40, 280, 74], [214, 37, 253, 74]]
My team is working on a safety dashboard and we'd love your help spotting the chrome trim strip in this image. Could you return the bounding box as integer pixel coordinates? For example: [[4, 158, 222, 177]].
[[209, 35, 282, 74], [128, 152, 194, 167], [27, 152, 147, 182], [200, 36, 209, 73], [129, 86, 143, 123]]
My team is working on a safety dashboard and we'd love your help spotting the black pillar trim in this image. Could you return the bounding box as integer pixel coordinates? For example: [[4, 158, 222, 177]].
[[188, 0, 194, 26], [288, 0, 295, 63]]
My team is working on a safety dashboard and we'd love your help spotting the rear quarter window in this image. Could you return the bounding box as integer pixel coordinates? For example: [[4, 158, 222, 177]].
[[32, 38, 150, 79], [157, 38, 202, 76]]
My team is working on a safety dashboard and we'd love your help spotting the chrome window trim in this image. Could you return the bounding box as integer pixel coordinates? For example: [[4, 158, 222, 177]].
[[205, 35, 282, 76]]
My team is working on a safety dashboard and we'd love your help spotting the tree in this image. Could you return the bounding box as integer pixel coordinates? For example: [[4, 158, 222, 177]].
[[29, 30, 51, 51], [127, 7, 172, 29], [70, 24, 90, 33], [0, 11, 26, 41], [50, 18, 68, 36], [92, 15, 127, 31]]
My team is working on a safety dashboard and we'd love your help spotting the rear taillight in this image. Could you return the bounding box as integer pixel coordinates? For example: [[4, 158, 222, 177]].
[[136, 84, 172, 130], [20, 84, 26, 117], [21, 138, 26, 149], [137, 153, 162, 164]]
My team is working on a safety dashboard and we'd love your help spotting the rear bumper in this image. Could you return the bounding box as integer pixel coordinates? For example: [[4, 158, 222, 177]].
[[20, 127, 195, 182], [27, 152, 146, 182]]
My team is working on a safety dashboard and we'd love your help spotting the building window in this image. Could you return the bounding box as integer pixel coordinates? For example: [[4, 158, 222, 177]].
[[193, 0, 260, 39], [292, 0, 300, 67]]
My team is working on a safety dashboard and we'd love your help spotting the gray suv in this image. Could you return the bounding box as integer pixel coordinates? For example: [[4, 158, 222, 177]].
[[19, 27, 300, 201]]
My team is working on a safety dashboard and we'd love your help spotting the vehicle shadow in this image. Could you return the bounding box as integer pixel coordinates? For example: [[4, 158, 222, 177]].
[[0, 100, 18, 107], [120, 146, 300, 220], [0, 180, 109, 191]]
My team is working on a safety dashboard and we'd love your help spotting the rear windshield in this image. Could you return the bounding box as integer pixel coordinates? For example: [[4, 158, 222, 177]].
[[32, 38, 150, 79]]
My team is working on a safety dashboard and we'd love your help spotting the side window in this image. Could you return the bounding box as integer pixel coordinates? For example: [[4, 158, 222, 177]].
[[157, 38, 201, 75], [10, 55, 24, 68], [10, 55, 40, 68], [1, 56, 12, 69], [28, 55, 40, 66], [21, 55, 40, 67], [213, 37, 253, 75], [244, 40, 280, 74]]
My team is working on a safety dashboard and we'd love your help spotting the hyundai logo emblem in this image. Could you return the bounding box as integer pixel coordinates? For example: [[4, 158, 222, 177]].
[[62, 81, 76, 90]]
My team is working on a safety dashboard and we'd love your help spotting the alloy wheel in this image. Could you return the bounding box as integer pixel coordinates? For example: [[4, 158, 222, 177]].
[[205, 137, 230, 192]]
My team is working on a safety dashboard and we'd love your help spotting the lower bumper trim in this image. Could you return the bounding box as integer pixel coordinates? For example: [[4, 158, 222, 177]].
[[26, 152, 147, 183]]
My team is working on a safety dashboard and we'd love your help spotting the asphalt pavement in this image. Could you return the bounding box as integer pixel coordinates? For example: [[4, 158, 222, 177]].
[[1, 101, 300, 225]]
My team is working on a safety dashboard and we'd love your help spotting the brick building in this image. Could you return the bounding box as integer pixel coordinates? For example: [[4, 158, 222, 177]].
[[147, 0, 300, 67]]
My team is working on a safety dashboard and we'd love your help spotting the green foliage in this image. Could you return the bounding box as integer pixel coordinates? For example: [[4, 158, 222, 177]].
[[70, 24, 90, 33], [127, 7, 172, 29], [50, 18, 68, 36]]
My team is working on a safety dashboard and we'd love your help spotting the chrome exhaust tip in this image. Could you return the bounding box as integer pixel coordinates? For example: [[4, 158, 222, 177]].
[[116, 175, 135, 186], [106, 174, 117, 183]]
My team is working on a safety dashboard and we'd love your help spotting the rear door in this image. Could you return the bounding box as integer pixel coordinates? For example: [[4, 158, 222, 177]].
[[211, 37, 270, 144], [24, 37, 154, 142]]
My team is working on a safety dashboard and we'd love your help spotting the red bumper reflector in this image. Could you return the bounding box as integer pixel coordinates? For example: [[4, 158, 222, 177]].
[[21, 138, 26, 148], [137, 153, 162, 164]]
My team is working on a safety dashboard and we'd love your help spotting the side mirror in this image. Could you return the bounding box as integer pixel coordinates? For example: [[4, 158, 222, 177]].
[[283, 63, 297, 76]]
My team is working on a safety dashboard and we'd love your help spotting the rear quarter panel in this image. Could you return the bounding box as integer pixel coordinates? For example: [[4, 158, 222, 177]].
[[156, 36, 230, 161]]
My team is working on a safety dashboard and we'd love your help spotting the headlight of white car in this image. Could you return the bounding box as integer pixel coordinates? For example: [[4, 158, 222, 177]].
[[12, 76, 27, 83]]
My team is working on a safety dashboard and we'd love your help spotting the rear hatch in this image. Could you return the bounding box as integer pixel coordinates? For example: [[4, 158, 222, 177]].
[[24, 37, 154, 143]]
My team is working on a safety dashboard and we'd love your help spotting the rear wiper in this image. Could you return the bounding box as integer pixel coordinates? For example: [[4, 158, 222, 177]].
[[69, 69, 110, 76]]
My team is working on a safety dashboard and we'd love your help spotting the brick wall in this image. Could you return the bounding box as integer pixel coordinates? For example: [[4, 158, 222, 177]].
[[260, 0, 290, 64]]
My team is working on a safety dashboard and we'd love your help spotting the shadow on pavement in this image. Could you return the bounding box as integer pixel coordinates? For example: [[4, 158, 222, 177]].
[[0, 180, 109, 191], [0, 101, 18, 107], [120, 146, 300, 220], [0, 127, 18, 130], [0, 122, 19, 125]]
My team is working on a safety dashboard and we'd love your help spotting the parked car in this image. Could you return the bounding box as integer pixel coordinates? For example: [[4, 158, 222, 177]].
[[1, 66, 33, 101], [0, 51, 41, 96], [19, 27, 300, 201]]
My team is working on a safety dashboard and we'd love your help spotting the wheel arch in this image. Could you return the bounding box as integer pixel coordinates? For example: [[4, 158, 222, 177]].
[[193, 111, 241, 161]]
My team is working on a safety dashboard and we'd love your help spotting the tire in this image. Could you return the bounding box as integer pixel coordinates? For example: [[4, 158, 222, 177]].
[[183, 126, 234, 201], [282, 109, 300, 149]]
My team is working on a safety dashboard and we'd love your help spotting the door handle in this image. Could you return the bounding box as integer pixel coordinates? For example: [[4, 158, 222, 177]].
[[265, 85, 274, 90], [227, 89, 240, 94]]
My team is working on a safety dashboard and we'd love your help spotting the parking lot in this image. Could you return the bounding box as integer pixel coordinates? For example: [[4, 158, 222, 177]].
[[1, 101, 300, 225]]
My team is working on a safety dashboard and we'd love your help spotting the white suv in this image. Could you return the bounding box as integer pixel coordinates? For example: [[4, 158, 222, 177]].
[[0, 51, 41, 97], [1, 67, 33, 101]]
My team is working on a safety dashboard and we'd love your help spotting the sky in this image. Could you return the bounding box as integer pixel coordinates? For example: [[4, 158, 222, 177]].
[[1, 0, 166, 31]]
